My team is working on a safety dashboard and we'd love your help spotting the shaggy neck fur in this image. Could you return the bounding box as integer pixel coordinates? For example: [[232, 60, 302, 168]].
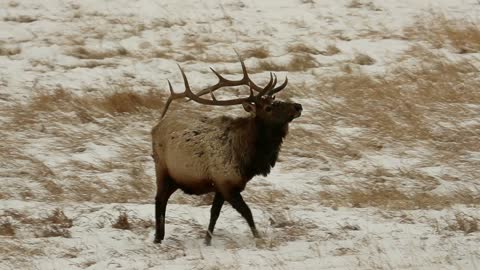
[[229, 116, 288, 181]]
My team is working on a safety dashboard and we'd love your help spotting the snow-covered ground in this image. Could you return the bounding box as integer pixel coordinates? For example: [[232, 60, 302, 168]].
[[1, 0, 479, 269]]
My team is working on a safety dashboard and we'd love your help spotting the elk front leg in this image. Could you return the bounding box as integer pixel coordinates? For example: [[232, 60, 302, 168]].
[[226, 192, 260, 238], [205, 192, 224, 245]]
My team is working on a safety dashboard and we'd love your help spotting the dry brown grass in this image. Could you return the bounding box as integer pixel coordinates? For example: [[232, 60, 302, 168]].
[[193, 262, 240, 270], [97, 91, 164, 114], [347, 0, 380, 11], [285, 45, 480, 210], [170, 193, 213, 206], [404, 12, 480, 53], [347, 0, 363, 8], [66, 46, 129, 59], [316, 47, 480, 144], [183, 35, 208, 54], [255, 210, 316, 250], [0, 220, 16, 236], [287, 53, 318, 70], [0, 45, 21, 56], [321, 44, 341, 56], [446, 212, 479, 234], [112, 212, 131, 230], [8, 1, 19, 7], [287, 43, 321, 55], [339, 64, 353, 74], [0, 242, 45, 259], [0, 208, 73, 238], [243, 46, 270, 59], [38, 209, 74, 238], [128, 163, 155, 194], [256, 59, 282, 71], [282, 125, 362, 162], [4, 15, 37, 23], [152, 49, 171, 59], [0, 210, 32, 224], [246, 188, 288, 205], [320, 186, 479, 210], [63, 165, 155, 204], [258, 53, 318, 72], [0, 114, 157, 204], [46, 208, 73, 228], [22, 88, 164, 116], [36, 225, 72, 238], [110, 211, 153, 231], [61, 247, 82, 259], [353, 53, 375, 65], [151, 18, 186, 29]]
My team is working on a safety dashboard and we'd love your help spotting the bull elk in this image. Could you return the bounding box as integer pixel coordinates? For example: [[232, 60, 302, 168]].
[[151, 53, 302, 245]]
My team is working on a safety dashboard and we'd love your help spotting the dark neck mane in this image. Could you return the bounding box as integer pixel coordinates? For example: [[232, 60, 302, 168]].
[[232, 117, 288, 180]]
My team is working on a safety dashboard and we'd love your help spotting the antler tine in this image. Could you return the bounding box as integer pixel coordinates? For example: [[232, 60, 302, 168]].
[[177, 64, 191, 93], [254, 72, 275, 99], [160, 97, 173, 118], [236, 50, 249, 85], [268, 76, 288, 96], [209, 89, 217, 101], [234, 50, 265, 92], [160, 79, 186, 118], [269, 73, 278, 91], [209, 67, 227, 83]]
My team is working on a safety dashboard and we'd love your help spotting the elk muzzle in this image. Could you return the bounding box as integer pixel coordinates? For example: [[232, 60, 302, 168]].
[[292, 103, 303, 119]]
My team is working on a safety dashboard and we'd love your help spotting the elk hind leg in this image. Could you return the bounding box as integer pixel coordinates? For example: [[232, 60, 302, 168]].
[[154, 174, 177, 244], [226, 192, 260, 238]]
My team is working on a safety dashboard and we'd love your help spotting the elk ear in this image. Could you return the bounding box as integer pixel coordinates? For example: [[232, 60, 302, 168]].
[[242, 102, 256, 115]]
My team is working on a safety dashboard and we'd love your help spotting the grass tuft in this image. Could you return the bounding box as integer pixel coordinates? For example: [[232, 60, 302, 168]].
[[320, 44, 341, 56], [258, 53, 317, 71], [66, 46, 129, 59], [447, 213, 479, 234], [243, 46, 270, 59], [353, 53, 375, 65], [287, 43, 321, 55], [46, 209, 73, 228], [0, 220, 16, 236], [36, 225, 72, 238], [0, 46, 21, 56], [112, 212, 131, 230]]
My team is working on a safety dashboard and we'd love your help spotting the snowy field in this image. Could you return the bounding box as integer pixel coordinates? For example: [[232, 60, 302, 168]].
[[1, 0, 480, 269]]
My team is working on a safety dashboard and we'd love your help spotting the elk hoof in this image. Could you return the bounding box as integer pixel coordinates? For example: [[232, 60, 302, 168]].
[[253, 230, 261, 238], [153, 237, 162, 244], [205, 231, 213, 246], [204, 238, 212, 246]]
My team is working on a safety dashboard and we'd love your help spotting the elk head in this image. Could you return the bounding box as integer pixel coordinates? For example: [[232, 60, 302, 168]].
[[242, 96, 302, 126]]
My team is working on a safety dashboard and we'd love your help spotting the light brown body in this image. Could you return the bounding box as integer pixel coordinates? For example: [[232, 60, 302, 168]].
[[152, 112, 255, 196]]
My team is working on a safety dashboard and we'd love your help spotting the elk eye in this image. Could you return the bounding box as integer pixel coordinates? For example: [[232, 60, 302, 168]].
[[265, 106, 272, 112]]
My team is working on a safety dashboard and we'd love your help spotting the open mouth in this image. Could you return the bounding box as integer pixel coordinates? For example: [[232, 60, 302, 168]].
[[288, 111, 302, 122]]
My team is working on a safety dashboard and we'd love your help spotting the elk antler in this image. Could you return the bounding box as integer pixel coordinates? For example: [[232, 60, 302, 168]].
[[160, 51, 288, 118], [194, 50, 287, 97]]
